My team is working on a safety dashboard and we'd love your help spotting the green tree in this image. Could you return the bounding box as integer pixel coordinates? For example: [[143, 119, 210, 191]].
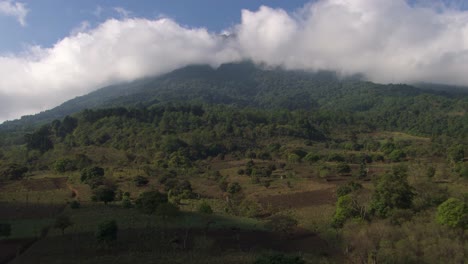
[[437, 198, 468, 229], [448, 145, 465, 163], [304, 152, 320, 164], [80, 167, 105, 188], [96, 220, 118, 244], [359, 160, 368, 179], [198, 201, 213, 215], [370, 166, 414, 217], [1, 163, 28, 180], [92, 186, 116, 205], [135, 191, 168, 215], [54, 215, 73, 236], [54, 158, 76, 173], [332, 194, 356, 228], [25, 125, 53, 153], [337, 162, 351, 174]]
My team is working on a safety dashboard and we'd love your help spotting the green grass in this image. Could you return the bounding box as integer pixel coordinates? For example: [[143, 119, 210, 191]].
[[1, 218, 53, 239], [48, 204, 265, 237]]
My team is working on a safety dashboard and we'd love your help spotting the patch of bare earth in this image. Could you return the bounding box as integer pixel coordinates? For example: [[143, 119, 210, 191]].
[[258, 188, 335, 209]]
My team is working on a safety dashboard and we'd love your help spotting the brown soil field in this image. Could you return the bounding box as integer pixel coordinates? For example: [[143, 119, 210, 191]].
[[257, 188, 335, 209], [20, 177, 68, 191], [0, 177, 68, 192]]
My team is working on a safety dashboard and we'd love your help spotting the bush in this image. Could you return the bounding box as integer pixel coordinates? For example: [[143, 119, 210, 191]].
[[135, 191, 168, 215], [121, 196, 132, 208], [54, 215, 73, 235], [92, 185, 116, 205], [80, 167, 105, 188], [1, 163, 28, 180], [336, 162, 351, 174], [54, 158, 76, 173], [198, 201, 213, 215], [134, 175, 149, 187], [227, 182, 242, 194]]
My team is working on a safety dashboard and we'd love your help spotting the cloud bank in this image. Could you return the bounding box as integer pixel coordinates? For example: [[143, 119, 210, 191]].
[[0, 0, 28, 26], [2, 0, 468, 122]]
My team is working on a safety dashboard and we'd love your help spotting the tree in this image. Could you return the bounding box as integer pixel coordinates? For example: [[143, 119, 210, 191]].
[[25, 125, 53, 153], [437, 198, 468, 261], [448, 145, 465, 163], [337, 162, 351, 174], [358, 159, 368, 179], [1, 163, 28, 180], [437, 198, 468, 229], [92, 185, 116, 205], [0, 223, 11, 238], [54, 159, 76, 173], [370, 166, 414, 217], [96, 220, 118, 244], [80, 167, 105, 188], [304, 152, 320, 164], [54, 215, 73, 236], [388, 149, 406, 162], [332, 195, 357, 228], [135, 191, 168, 215]]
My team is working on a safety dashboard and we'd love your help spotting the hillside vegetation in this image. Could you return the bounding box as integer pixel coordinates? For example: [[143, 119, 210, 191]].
[[0, 62, 467, 263]]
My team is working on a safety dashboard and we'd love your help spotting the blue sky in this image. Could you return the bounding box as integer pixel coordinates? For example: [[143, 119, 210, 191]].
[[0, 0, 311, 53], [1, 0, 468, 122]]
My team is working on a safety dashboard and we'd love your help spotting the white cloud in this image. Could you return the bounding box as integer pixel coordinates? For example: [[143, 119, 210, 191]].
[[0, 0, 28, 26], [113, 7, 132, 19], [70, 21, 91, 36], [2, 0, 468, 122], [0, 18, 240, 121], [235, 0, 468, 85]]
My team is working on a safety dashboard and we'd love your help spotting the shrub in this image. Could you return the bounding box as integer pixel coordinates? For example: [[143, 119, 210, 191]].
[[198, 201, 213, 215], [227, 182, 242, 194], [134, 175, 149, 187], [135, 191, 168, 215]]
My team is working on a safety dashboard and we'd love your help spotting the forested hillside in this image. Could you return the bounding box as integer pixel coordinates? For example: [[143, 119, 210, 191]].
[[0, 62, 467, 263]]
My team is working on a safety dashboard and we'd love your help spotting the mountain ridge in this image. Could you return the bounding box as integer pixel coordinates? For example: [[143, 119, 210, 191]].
[[0, 61, 466, 132]]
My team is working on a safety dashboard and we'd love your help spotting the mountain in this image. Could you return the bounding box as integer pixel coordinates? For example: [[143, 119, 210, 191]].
[[0, 61, 466, 138]]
